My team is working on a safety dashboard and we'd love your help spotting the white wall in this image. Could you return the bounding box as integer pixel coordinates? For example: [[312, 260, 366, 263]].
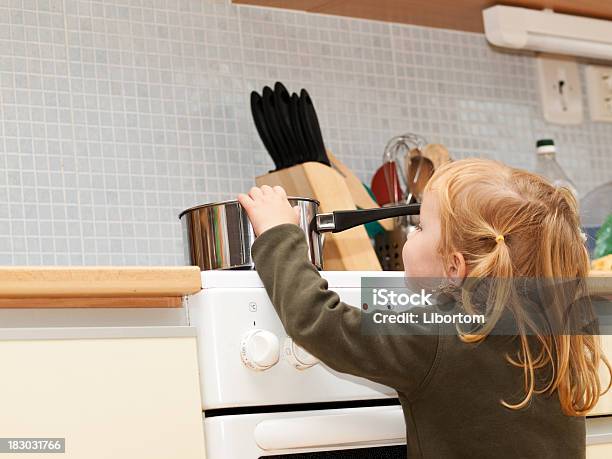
[[0, 0, 610, 264]]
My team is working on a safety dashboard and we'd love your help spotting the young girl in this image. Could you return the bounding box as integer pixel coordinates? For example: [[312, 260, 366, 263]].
[[237, 158, 610, 458]]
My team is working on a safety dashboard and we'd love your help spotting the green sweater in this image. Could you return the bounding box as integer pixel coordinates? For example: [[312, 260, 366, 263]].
[[252, 224, 585, 458]]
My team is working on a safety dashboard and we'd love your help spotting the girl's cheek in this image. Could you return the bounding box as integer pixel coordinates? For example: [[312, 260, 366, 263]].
[[402, 241, 409, 269], [402, 236, 418, 275], [402, 232, 445, 278]]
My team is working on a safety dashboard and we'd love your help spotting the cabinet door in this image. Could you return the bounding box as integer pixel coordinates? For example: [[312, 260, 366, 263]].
[[0, 335, 205, 459], [591, 335, 612, 416], [587, 444, 612, 458]]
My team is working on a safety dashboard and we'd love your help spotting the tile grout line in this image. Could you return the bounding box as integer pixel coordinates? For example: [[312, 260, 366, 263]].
[[61, 0, 85, 265], [29, 5, 46, 264], [2, 5, 13, 264], [235, 1, 250, 191], [10, 6, 28, 264]]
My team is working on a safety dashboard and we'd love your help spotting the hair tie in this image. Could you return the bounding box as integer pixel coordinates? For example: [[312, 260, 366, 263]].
[[495, 234, 505, 244]]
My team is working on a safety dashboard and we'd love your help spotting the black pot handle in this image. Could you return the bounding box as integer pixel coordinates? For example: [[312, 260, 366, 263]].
[[316, 204, 421, 233]]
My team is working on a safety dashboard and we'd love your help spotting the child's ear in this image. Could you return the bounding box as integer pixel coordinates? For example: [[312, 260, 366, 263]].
[[446, 252, 466, 280]]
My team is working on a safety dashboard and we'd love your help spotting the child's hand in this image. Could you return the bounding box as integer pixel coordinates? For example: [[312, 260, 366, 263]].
[[238, 185, 300, 236]]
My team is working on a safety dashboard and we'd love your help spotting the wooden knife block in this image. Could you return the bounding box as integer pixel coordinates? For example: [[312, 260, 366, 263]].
[[256, 162, 381, 271]]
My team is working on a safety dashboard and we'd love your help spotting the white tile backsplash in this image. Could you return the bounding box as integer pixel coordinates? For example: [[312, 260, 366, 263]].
[[0, 0, 611, 265]]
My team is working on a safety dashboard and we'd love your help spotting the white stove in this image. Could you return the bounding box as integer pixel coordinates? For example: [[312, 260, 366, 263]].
[[186, 270, 612, 458], [186, 270, 408, 458]]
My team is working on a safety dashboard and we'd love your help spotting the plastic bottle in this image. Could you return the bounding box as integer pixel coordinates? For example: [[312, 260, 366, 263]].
[[535, 139, 578, 197]]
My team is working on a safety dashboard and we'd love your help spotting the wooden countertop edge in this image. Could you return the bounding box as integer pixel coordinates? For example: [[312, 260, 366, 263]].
[[0, 296, 184, 308], [588, 271, 612, 297], [0, 267, 609, 301], [0, 266, 202, 299], [590, 270, 612, 277]]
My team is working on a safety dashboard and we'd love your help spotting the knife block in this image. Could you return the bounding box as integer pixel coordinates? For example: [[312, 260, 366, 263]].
[[256, 161, 382, 271]]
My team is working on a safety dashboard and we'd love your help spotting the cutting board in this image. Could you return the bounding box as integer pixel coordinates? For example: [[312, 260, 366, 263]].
[[256, 161, 382, 271]]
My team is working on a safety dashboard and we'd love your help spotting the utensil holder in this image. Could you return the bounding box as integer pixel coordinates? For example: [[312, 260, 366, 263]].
[[256, 161, 381, 271], [374, 224, 410, 271]]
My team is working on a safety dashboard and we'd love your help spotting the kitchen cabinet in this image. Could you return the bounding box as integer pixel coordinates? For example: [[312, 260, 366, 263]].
[[590, 334, 612, 417], [0, 267, 205, 458], [233, 0, 612, 33], [0, 327, 205, 459], [586, 336, 612, 455], [588, 444, 612, 458]]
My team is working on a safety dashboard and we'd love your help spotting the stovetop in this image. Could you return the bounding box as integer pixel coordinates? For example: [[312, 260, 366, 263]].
[[200, 270, 404, 289]]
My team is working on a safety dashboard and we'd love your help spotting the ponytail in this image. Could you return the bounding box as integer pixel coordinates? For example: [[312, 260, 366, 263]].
[[427, 159, 611, 416]]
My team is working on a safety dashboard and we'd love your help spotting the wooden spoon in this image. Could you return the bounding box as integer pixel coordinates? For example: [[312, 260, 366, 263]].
[[405, 148, 434, 202], [421, 143, 451, 169], [404, 144, 451, 201]]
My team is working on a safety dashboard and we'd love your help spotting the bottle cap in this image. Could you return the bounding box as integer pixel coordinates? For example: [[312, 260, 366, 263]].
[[536, 139, 555, 147], [536, 139, 556, 154]]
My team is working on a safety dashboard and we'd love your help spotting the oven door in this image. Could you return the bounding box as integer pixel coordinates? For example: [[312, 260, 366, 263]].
[[204, 405, 407, 458]]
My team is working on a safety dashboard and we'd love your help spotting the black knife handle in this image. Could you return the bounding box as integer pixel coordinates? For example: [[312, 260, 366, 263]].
[[251, 91, 284, 170], [301, 89, 330, 166]]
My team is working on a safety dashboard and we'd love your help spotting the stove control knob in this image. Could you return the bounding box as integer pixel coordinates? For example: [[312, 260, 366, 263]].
[[240, 329, 280, 371], [283, 338, 319, 370]]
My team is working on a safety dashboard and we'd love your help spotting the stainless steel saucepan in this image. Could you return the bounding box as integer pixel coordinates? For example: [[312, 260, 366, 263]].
[[179, 198, 420, 271]]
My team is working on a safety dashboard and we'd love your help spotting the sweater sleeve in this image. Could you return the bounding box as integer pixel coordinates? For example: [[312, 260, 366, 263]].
[[251, 223, 440, 397]]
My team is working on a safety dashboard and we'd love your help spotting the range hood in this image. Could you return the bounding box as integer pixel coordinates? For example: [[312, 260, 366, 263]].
[[483, 5, 612, 61]]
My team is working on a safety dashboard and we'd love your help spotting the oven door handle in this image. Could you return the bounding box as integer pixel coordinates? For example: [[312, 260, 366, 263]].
[[254, 406, 405, 451]]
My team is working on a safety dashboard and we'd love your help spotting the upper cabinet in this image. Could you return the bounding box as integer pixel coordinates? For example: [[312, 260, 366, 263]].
[[233, 0, 612, 33]]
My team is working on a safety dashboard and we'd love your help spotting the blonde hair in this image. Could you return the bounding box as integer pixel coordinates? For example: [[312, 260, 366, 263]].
[[426, 158, 611, 416]]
